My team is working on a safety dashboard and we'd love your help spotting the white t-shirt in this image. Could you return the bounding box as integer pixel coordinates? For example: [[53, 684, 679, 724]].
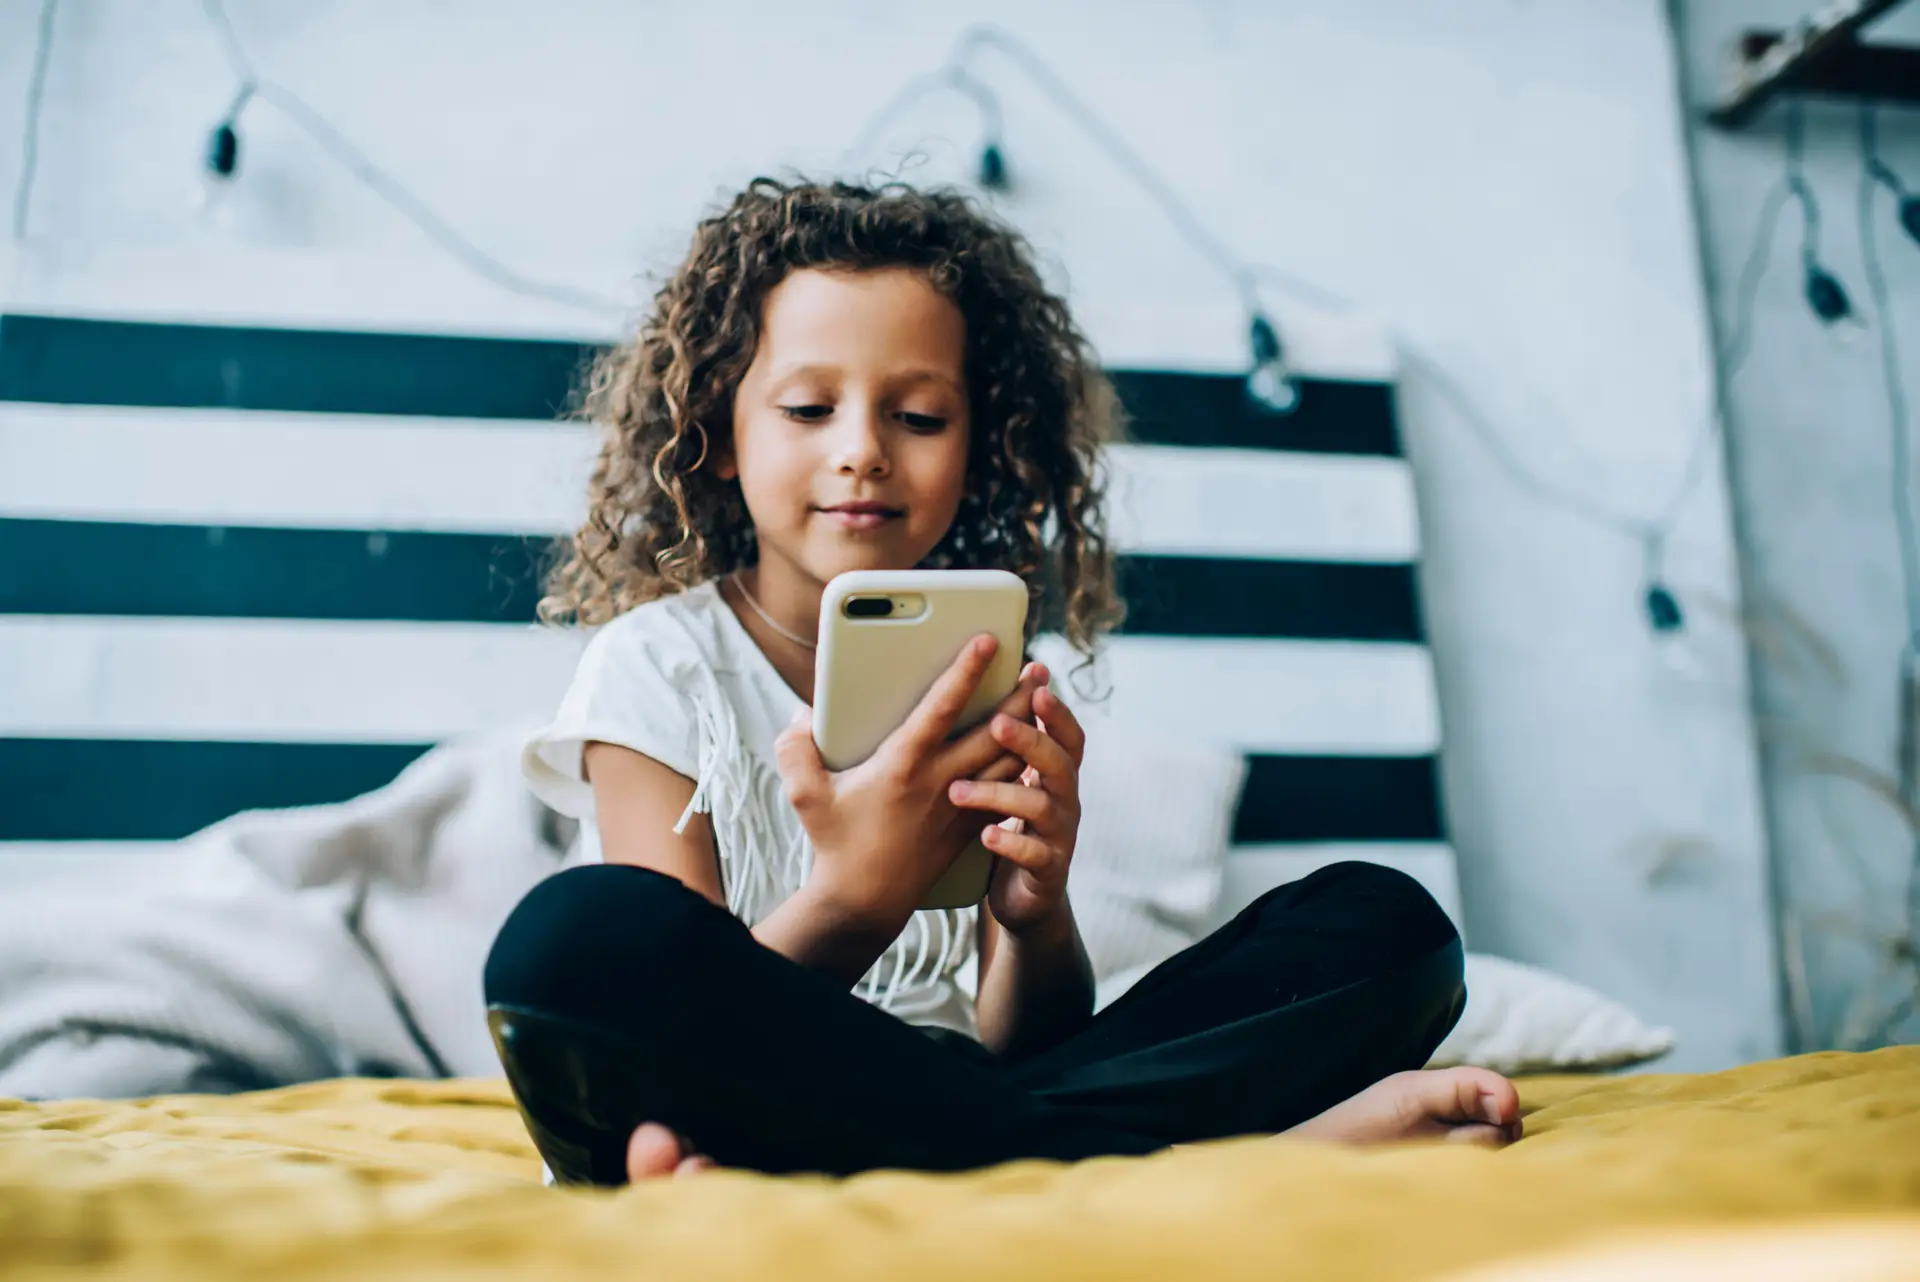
[[522, 580, 979, 1037]]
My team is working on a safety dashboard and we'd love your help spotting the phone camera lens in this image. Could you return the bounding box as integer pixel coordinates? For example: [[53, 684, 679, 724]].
[[846, 596, 894, 618]]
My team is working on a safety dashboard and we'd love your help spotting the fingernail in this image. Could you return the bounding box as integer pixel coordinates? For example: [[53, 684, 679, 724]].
[[949, 781, 971, 801], [1482, 1095, 1504, 1126]]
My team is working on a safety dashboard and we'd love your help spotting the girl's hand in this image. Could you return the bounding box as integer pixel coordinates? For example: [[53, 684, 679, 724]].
[[947, 678, 1086, 939], [774, 636, 1040, 935]]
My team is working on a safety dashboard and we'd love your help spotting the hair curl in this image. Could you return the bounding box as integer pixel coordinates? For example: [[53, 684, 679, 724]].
[[541, 176, 1122, 655]]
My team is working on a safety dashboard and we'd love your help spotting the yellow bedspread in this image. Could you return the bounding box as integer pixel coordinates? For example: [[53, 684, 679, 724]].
[[2, 1048, 1916, 1281]]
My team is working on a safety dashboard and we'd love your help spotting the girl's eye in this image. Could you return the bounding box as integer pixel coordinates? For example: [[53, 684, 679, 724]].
[[899, 412, 947, 433], [779, 405, 832, 422]]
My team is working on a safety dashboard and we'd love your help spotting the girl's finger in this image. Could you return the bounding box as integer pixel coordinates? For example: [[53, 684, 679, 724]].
[[948, 778, 1057, 829], [974, 750, 1027, 784], [987, 713, 1075, 790], [979, 822, 1056, 870], [774, 711, 831, 808], [990, 662, 1043, 722], [894, 634, 997, 757], [1032, 687, 1088, 766], [942, 667, 1042, 778]]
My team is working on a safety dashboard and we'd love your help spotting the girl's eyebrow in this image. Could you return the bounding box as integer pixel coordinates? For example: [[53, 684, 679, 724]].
[[766, 364, 963, 396], [766, 362, 842, 387]]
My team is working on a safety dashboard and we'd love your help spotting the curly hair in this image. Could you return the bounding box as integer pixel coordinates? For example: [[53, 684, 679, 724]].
[[541, 176, 1123, 655]]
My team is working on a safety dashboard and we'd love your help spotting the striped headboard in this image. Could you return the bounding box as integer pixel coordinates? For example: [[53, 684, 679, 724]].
[[0, 311, 1457, 921]]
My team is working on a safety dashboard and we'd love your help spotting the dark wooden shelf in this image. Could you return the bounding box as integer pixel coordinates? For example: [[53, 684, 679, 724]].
[[1709, 0, 1919, 129]]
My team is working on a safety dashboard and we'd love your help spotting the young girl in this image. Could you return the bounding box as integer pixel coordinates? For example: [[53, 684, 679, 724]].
[[485, 178, 1520, 1184]]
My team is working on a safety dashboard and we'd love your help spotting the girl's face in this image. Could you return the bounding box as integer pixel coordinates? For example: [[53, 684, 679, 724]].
[[724, 267, 971, 592]]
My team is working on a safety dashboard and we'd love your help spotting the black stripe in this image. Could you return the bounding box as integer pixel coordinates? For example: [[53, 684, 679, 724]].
[[0, 739, 431, 841], [1109, 370, 1400, 456], [1116, 555, 1420, 643], [0, 314, 1399, 456], [0, 314, 592, 421], [1234, 754, 1445, 844], [0, 739, 1440, 844], [0, 519, 551, 624], [0, 519, 1419, 642]]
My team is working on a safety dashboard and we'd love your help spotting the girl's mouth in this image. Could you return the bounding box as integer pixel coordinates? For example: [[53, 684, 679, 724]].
[[816, 501, 905, 532]]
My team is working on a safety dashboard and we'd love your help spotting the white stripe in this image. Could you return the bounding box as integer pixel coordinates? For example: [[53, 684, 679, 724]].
[[0, 842, 166, 888], [1216, 843, 1463, 932], [1, 405, 1415, 561], [1035, 634, 1439, 755], [3, 243, 1395, 381], [1105, 444, 1418, 561], [2, 618, 1436, 755], [0, 616, 583, 743], [0, 403, 596, 535]]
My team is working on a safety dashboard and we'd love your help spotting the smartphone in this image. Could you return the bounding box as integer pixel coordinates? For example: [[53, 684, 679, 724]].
[[812, 569, 1030, 910]]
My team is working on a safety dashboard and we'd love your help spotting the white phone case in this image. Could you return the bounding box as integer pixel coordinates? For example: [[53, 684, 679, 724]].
[[812, 569, 1029, 910]]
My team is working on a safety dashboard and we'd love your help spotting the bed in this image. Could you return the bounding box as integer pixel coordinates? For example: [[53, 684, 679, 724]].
[[6, 304, 1910, 1277], [3, 1048, 1916, 1281]]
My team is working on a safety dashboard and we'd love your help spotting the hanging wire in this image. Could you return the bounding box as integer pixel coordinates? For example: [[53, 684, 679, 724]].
[[1856, 101, 1920, 972], [10, 0, 60, 241], [199, 0, 626, 318], [1858, 102, 1920, 649]]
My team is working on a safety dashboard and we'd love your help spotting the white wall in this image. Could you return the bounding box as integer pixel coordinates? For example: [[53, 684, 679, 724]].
[[0, 0, 1780, 1068], [1674, 0, 1920, 1052]]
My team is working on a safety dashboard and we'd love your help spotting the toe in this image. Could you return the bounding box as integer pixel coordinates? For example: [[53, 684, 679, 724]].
[[1470, 1070, 1522, 1127], [1443, 1123, 1514, 1148], [1434, 1066, 1520, 1126], [674, 1154, 715, 1178], [626, 1122, 684, 1181]]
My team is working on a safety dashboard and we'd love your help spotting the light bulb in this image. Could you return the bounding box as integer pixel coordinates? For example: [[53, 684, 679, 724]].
[[977, 142, 1008, 192], [1805, 264, 1854, 324], [1247, 361, 1300, 414], [1244, 312, 1299, 414], [1646, 582, 1706, 680], [1645, 583, 1684, 633], [207, 121, 240, 179]]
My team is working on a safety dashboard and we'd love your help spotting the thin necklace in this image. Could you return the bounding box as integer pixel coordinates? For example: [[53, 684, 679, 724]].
[[731, 572, 816, 650]]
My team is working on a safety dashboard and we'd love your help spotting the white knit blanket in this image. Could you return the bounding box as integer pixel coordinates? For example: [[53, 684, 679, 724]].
[[0, 727, 575, 1100]]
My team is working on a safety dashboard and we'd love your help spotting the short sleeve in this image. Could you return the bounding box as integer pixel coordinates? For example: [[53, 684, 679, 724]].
[[521, 610, 702, 820]]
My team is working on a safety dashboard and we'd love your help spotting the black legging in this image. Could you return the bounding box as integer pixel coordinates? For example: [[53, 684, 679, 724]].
[[483, 860, 1465, 1183]]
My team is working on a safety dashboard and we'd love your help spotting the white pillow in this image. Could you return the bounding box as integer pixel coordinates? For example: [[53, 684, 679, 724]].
[[1043, 707, 1677, 1075], [1428, 954, 1675, 1074], [1069, 722, 1248, 1001]]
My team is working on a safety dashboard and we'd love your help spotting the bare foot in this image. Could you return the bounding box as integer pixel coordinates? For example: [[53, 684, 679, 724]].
[[1284, 1067, 1524, 1147], [626, 1122, 716, 1181]]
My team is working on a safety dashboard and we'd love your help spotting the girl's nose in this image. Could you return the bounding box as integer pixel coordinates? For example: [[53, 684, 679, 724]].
[[832, 409, 891, 478]]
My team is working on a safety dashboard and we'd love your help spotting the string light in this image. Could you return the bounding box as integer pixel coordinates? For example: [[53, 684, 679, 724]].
[[1786, 102, 1859, 328], [16, 13, 1884, 653], [1245, 312, 1300, 415], [193, 0, 625, 316], [1859, 104, 1920, 250], [843, 28, 1859, 639], [204, 81, 253, 180], [847, 26, 1302, 415]]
